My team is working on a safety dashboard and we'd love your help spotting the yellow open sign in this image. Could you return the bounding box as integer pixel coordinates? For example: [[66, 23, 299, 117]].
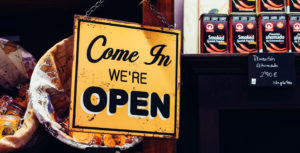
[[69, 15, 181, 138]]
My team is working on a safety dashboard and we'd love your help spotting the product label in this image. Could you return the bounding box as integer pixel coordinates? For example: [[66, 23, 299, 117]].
[[261, 15, 287, 53], [289, 0, 300, 12], [206, 23, 215, 32], [289, 15, 300, 52], [231, 0, 256, 13], [293, 23, 300, 32], [231, 15, 257, 53], [265, 22, 274, 31], [2, 127, 15, 136], [236, 23, 245, 32], [202, 15, 228, 53], [259, 0, 285, 12]]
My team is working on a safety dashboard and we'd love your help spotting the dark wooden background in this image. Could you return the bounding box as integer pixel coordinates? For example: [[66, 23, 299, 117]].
[[0, 0, 143, 59], [3, 0, 300, 153], [181, 54, 300, 153]]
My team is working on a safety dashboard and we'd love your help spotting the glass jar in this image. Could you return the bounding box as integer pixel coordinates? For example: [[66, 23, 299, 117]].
[[0, 115, 20, 139]]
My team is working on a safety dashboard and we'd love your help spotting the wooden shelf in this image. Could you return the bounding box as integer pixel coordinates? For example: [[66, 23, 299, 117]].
[[180, 53, 300, 153], [182, 53, 300, 74]]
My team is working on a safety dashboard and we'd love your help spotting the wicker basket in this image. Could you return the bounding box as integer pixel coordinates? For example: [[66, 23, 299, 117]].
[[29, 36, 142, 150], [0, 39, 38, 153]]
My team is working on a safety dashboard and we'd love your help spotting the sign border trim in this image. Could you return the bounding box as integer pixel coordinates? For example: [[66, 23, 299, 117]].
[[72, 18, 180, 137]]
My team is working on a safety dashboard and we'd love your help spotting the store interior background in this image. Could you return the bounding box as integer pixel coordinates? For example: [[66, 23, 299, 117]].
[[0, 0, 142, 59], [1, 0, 300, 153]]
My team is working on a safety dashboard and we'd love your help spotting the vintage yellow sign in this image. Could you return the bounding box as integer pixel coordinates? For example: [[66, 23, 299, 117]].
[[69, 15, 181, 138]]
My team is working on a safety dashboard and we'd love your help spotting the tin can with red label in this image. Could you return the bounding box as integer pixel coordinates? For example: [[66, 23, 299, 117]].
[[230, 0, 256, 13], [200, 14, 228, 53], [287, 0, 300, 12], [229, 15, 257, 53], [259, 14, 288, 53], [288, 14, 300, 52], [258, 0, 286, 13]]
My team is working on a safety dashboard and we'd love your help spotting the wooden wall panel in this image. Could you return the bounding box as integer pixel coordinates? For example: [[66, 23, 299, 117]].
[[142, 0, 177, 153], [143, 0, 174, 27]]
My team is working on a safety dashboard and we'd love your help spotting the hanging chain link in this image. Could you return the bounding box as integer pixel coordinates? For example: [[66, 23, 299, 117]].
[[84, 0, 105, 18], [143, 0, 175, 28], [83, 0, 174, 28]]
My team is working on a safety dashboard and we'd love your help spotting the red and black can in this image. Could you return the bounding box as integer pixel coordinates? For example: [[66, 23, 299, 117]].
[[259, 14, 288, 53], [288, 14, 300, 52], [200, 14, 228, 54], [229, 15, 257, 53], [258, 0, 285, 13], [287, 0, 300, 13], [230, 0, 256, 13]]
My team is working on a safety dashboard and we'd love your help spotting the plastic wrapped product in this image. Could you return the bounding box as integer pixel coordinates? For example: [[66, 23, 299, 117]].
[[0, 38, 38, 153]]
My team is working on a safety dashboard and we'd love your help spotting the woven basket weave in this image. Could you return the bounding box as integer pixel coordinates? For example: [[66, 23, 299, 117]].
[[0, 39, 38, 153], [29, 36, 142, 150]]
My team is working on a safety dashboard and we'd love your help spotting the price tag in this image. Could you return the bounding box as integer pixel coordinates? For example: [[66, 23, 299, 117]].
[[248, 53, 296, 87]]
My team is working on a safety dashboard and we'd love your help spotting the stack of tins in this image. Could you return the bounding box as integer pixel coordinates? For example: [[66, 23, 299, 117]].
[[29, 36, 143, 150], [200, 0, 300, 53], [0, 38, 38, 153]]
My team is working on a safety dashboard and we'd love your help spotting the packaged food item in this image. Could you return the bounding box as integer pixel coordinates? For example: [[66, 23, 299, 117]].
[[5, 84, 29, 117], [0, 115, 20, 139], [103, 134, 128, 147], [93, 134, 102, 145], [0, 38, 37, 152], [0, 83, 29, 118], [60, 117, 134, 147], [259, 14, 288, 53], [70, 132, 101, 145], [230, 15, 257, 53], [230, 0, 256, 13], [199, 0, 228, 14], [71, 132, 103, 146], [258, 0, 286, 13], [103, 134, 116, 148], [113, 135, 126, 146], [201, 14, 228, 53], [61, 116, 101, 146], [5, 102, 25, 117], [287, 0, 300, 12], [184, 0, 228, 54], [126, 136, 134, 143], [69, 132, 136, 147], [288, 14, 300, 52], [0, 95, 14, 114], [5, 97, 28, 117]]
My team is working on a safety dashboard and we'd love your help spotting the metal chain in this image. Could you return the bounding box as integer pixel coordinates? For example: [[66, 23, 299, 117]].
[[83, 0, 174, 29], [84, 0, 105, 18], [143, 0, 175, 28]]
